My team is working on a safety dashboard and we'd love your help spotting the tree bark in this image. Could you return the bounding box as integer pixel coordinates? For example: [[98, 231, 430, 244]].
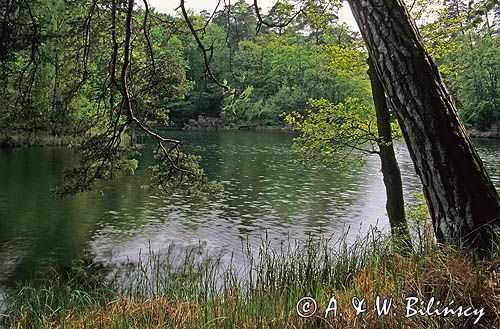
[[348, 0, 500, 252], [368, 57, 412, 251], [51, 51, 60, 136]]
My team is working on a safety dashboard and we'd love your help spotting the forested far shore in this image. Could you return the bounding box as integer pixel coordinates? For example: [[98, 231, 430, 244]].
[[0, 0, 498, 138]]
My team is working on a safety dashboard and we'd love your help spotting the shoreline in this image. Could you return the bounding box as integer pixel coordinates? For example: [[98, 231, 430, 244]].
[[467, 128, 500, 139], [1, 128, 498, 151], [2, 231, 499, 328]]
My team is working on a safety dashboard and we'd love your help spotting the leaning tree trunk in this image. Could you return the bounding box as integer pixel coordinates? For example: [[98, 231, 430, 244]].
[[348, 0, 500, 253], [368, 57, 412, 252]]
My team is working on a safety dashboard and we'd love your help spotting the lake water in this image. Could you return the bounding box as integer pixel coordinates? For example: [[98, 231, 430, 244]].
[[0, 131, 499, 297]]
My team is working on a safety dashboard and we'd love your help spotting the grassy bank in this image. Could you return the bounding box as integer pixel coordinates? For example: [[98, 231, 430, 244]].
[[1, 133, 82, 148], [2, 227, 499, 329]]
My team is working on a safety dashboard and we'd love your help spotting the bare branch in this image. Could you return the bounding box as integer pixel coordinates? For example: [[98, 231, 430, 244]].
[[142, 0, 156, 72], [253, 0, 303, 34], [121, 0, 135, 122], [179, 0, 230, 91]]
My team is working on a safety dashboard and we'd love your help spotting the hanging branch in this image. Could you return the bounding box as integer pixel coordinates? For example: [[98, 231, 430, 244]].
[[142, 0, 156, 73], [119, 0, 180, 143], [82, 0, 98, 80], [121, 0, 136, 122], [196, 0, 223, 35], [178, 0, 230, 91], [223, 0, 240, 85], [16, 0, 41, 104], [57, 0, 219, 197], [22, 0, 40, 65], [177, 0, 303, 93], [63, 0, 99, 105], [110, 0, 120, 90], [253, 0, 303, 34]]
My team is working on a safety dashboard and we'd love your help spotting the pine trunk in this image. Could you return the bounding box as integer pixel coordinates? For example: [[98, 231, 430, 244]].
[[368, 57, 412, 251], [348, 0, 500, 252]]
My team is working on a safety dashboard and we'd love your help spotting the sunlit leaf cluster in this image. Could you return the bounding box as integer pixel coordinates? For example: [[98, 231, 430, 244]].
[[285, 97, 379, 165]]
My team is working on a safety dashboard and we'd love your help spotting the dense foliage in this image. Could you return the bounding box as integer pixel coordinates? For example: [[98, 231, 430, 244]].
[[0, 0, 497, 134], [0, 0, 193, 135], [416, 0, 500, 132]]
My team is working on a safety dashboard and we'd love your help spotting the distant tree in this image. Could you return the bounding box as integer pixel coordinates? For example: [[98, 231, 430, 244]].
[[285, 48, 412, 251], [367, 57, 412, 251]]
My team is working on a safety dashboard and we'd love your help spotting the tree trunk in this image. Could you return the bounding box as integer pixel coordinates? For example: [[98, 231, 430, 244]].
[[368, 57, 412, 252], [348, 0, 500, 253], [51, 51, 60, 136]]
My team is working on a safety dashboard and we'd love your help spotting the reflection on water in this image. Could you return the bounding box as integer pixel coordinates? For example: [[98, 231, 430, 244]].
[[0, 132, 499, 294]]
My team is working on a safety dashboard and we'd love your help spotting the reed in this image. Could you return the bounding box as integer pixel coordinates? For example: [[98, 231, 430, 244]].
[[3, 226, 499, 328]]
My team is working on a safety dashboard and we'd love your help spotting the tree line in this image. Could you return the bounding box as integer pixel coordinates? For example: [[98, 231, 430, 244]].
[[0, 0, 497, 132]]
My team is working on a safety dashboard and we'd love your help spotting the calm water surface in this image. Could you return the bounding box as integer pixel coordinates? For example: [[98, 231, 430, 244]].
[[0, 132, 499, 297]]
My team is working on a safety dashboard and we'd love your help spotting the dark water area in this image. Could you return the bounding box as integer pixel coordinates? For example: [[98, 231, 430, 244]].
[[0, 131, 499, 302]]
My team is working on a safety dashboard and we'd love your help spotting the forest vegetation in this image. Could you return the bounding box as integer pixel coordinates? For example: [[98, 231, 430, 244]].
[[0, 0, 498, 135], [0, 0, 499, 327]]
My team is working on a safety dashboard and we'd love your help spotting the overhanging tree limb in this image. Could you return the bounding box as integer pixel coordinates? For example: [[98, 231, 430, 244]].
[[179, 0, 230, 91], [253, 0, 303, 34]]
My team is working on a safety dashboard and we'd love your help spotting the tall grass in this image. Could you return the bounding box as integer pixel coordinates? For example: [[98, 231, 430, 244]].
[[3, 226, 499, 328]]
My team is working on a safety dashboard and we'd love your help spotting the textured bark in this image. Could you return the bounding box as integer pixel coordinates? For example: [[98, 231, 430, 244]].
[[368, 58, 412, 251], [348, 0, 500, 252], [51, 51, 60, 136]]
